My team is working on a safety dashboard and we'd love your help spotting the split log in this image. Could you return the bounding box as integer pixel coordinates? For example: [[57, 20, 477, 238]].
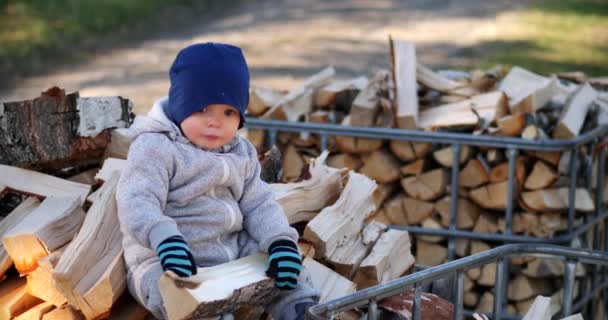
[[0, 278, 42, 320], [245, 129, 265, 151], [316, 76, 368, 109], [553, 83, 598, 139], [2, 196, 85, 275], [524, 161, 559, 190], [476, 263, 497, 287], [526, 151, 561, 167], [327, 153, 362, 171], [303, 171, 377, 259], [507, 275, 554, 302], [498, 66, 556, 114], [415, 240, 447, 266], [522, 258, 585, 278], [103, 128, 131, 160], [335, 117, 384, 154], [403, 197, 434, 225], [0, 87, 132, 169], [476, 292, 494, 314], [378, 289, 455, 320], [473, 213, 500, 234], [455, 239, 470, 257], [469, 181, 518, 210], [105, 292, 148, 320], [94, 158, 127, 184], [0, 197, 40, 278], [433, 145, 472, 168], [14, 302, 54, 320], [435, 197, 483, 230], [159, 253, 278, 320], [521, 295, 551, 320], [400, 158, 428, 176], [488, 157, 527, 185], [401, 169, 447, 201], [282, 144, 304, 181], [417, 91, 508, 130], [497, 113, 527, 137], [41, 306, 83, 320], [521, 124, 548, 140], [372, 183, 398, 208], [327, 221, 386, 279], [459, 158, 490, 188], [390, 140, 432, 162], [353, 229, 414, 289], [26, 248, 68, 306], [271, 152, 344, 224], [350, 73, 383, 127], [359, 150, 402, 184], [390, 38, 418, 129], [520, 188, 594, 212], [248, 86, 285, 116], [382, 195, 408, 226], [52, 174, 125, 320], [416, 63, 464, 93], [416, 218, 445, 243], [0, 165, 90, 205], [68, 169, 98, 185], [264, 67, 334, 121], [303, 257, 356, 303]]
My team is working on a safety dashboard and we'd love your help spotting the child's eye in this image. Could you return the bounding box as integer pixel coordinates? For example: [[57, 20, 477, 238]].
[[225, 110, 237, 116]]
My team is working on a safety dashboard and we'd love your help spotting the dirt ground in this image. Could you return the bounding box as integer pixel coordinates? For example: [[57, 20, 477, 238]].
[[0, 0, 531, 115]]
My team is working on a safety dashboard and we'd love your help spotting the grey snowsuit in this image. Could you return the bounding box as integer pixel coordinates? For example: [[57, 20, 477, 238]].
[[116, 97, 319, 319]]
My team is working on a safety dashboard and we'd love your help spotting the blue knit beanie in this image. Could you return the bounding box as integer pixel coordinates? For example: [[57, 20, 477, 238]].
[[167, 42, 250, 128]]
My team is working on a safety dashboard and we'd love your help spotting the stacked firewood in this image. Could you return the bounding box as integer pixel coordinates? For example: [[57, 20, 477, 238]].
[[244, 38, 608, 317]]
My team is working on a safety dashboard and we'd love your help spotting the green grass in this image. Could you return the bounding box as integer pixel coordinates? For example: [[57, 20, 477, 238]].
[[478, 0, 608, 76]]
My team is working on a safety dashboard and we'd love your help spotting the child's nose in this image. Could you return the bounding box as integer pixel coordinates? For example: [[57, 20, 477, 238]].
[[206, 113, 221, 127]]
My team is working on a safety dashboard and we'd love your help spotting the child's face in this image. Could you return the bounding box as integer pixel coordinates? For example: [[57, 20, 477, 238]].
[[180, 104, 241, 150]]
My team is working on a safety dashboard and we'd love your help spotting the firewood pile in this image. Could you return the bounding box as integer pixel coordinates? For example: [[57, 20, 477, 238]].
[[243, 38, 608, 318]]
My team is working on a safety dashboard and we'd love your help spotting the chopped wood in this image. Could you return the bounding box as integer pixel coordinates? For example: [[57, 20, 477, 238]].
[[390, 38, 418, 129], [435, 197, 484, 230], [309, 110, 331, 123], [476, 292, 494, 314], [264, 67, 334, 121], [456, 239, 470, 257], [334, 117, 384, 154], [52, 173, 125, 320], [14, 301, 54, 320], [498, 66, 556, 114], [521, 295, 551, 320], [303, 257, 356, 303], [2, 196, 84, 275], [521, 124, 548, 140], [378, 289, 455, 320], [372, 183, 398, 208], [433, 145, 472, 168], [520, 188, 594, 212], [350, 72, 384, 127], [417, 91, 508, 130], [245, 129, 265, 151], [94, 158, 127, 184], [41, 305, 83, 320], [488, 158, 526, 184], [389, 140, 432, 162], [464, 291, 479, 308], [67, 169, 98, 185], [316, 76, 368, 108], [282, 144, 304, 181], [459, 158, 490, 188], [403, 197, 434, 224], [327, 221, 385, 279], [103, 128, 131, 160], [497, 113, 527, 136], [359, 150, 402, 184], [470, 181, 519, 210], [0, 165, 91, 205], [0, 88, 132, 169], [303, 171, 377, 259], [524, 161, 559, 190], [159, 253, 278, 320], [416, 218, 445, 243], [271, 151, 344, 224], [106, 292, 148, 320], [486, 149, 504, 165], [327, 153, 362, 171], [366, 209, 392, 226], [0, 197, 40, 279], [0, 277, 42, 320], [416, 63, 464, 93], [553, 83, 598, 139], [400, 158, 428, 176], [507, 275, 554, 302], [382, 194, 408, 226], [522, 258, 585, 278], [473, 213, 500, 234], [415, 240, 447, 266], [401, 169, 447, 201], [353, 229, 414, 289], [248, 86, 285, 116], [526, 151, 561, 167], [476, 263, 497, 287], [26, 248, 68, 307]]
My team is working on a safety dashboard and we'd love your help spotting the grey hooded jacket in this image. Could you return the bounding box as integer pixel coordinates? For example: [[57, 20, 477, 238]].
[[116, 97, 298, 282]]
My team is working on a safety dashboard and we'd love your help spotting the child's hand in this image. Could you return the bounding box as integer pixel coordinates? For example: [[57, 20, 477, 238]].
[[266, 240, 302, 290], [156, 235, 197, 277]]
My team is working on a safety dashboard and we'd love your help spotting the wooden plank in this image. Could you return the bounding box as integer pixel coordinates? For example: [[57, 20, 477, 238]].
[[303, 257, 356, 303], [159, 253, 278, 320], [390, 38, 418, 129], [417, 91, 508, 130], [2, 196, 84, 275], [0, 197, 40, 278], [52, 173, 125, 320], [0, 165, 90, 205]]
